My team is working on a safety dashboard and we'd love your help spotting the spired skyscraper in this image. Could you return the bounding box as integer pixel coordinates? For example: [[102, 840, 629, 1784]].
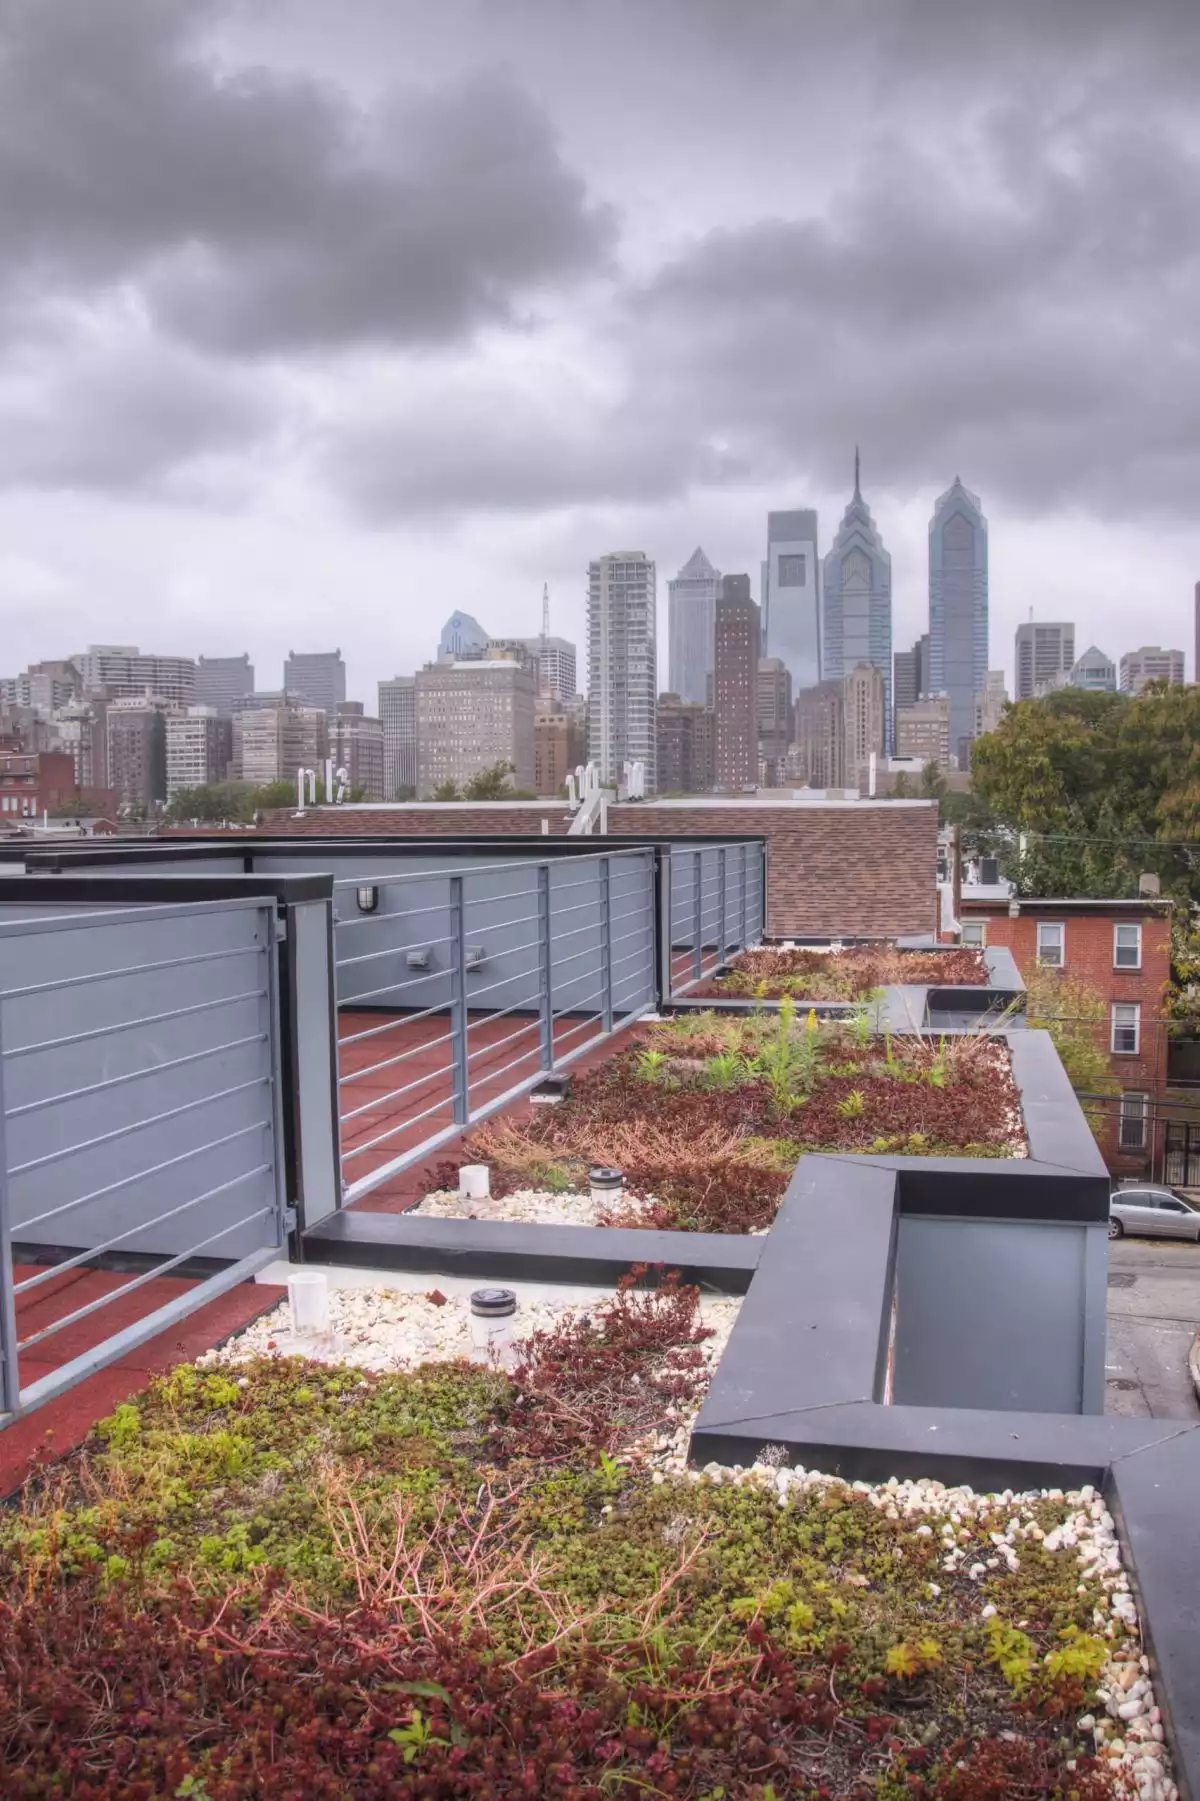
[[822, 452, 893, 749], [928, 478, 988, 767], [762, 509, 821, 695], [667, 547, 721, 705]]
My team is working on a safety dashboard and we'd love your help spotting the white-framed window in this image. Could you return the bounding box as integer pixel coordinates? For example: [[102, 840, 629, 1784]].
[[1036, 920, 1065, 967], [1114, 922, 1142, 970], [1111, 1002, 1141, 1055], [960, 920, 987, 946], [1118, 1092, 1148, 1151]]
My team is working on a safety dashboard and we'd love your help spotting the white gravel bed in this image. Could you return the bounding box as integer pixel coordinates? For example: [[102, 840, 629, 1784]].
[[198, 1279, 742, 1383], [681, 1460, 1176, 1800], [411, 1185, 660, 1227]]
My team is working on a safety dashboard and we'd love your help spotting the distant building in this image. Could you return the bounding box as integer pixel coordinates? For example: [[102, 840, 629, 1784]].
[[1015, 622, 1074, 701], [974, 669, 1008, 737], [165, 707, 233, 800], [893, 633, 929, 744], [438, 611, 490, 660], [1069, 646, 1117, 692], [1119, 646, 1185, 694], [282, 650, 346, 714], [0, 742, 80, 819], [843, 663, 886, 786], [77, 646, 196, 708], [534, 700, 587, 797], [895, 695, 952, 768], [668, 546, 721, 705], [587, 552, 657, 790], [236, 705, 329, 788], [822, 455, 892, 747], [0, 660, 82, 716], [763, 509, 821, 695], [330, 704, 386, 801], [515, 637, 577, 704], [106, 700, 170, 808], [195, 654, 254, 713], [377, 676, 417, 798], [53, 698, 108, 793], [757, 657, 792, 784], [656, 694, 715, 794], [713, 575, 760, 789], [790, 681, 845, 789], [928, 478, 987, 767], [415, 659, 536, 797]]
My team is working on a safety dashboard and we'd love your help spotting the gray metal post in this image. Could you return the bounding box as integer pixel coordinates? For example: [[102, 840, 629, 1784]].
[[448, 873, 469, 1124], [536, 864, 553, 1069], [599, 855, 614, 1032], [739, 843, 749, 951], [718, 846, 728, 958], [0, 998, 21, 1419], [264, 906, 291, 1247], [659, 849, 674, 1005], [692, 847, 703, 980]]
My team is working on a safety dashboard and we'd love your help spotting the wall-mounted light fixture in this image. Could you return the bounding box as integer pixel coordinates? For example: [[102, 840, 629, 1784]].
[[356, 885, 379, 914]]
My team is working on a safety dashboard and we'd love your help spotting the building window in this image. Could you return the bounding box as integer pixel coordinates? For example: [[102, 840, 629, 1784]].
[[1118, 1092, 1148, 1151], [1114, 922, 1142, 969], [777, 553, 806, 586], [960, 921, 987, 947], [1036, 920, 1065, 967], [1111, 1002, 1141, 1055]]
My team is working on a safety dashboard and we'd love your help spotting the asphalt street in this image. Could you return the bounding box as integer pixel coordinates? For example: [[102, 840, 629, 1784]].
[[1105, 1237, 1200, 1420]]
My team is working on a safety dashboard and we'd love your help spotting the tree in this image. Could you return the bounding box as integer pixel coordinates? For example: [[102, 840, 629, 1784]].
[[919, 760, 947, 802], [1024, 967, 1119, 1139], [460, 761, 536, 801], [432, 780, 462, 801], [890, 771, 914, 799], [394, 785, 417, 802]]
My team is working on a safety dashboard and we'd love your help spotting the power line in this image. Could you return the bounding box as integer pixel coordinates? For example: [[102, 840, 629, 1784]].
[[1018, 830, 1200, 851]]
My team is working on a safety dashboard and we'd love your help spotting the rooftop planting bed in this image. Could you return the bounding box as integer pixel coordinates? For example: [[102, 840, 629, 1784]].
[[0, 1271, 1175, 1800], [425, 1008, 1026, 1235], [692, 946, 990, 1003]]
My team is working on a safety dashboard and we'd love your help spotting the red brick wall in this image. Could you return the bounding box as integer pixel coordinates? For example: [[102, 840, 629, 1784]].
[[963, 902, 1172, 1175], [259, 800, 939, 940]]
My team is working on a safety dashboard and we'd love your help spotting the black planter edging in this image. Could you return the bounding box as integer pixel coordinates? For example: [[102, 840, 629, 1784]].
[[303, 1209, 760, 1293]]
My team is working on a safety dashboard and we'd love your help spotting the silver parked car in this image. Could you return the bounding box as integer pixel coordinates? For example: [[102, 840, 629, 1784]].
[[1108, 1185, 1200, 1241]]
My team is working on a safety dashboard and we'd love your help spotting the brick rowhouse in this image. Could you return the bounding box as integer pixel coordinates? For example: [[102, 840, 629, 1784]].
[[960, 895, 1172, 1178]]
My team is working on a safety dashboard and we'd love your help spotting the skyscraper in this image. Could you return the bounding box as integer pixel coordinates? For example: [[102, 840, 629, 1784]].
[[77, 646, 196, 707], [1069, 647, 1117, 692], [822, 453, 893, 747], [667, 546, 721, 705], [1119, 646, 1185, 694], [893, 633, 929, 744], [656, 695, 715, 794], [415, 659, 536, 797], [713, 575, 760, 789], [757, 658, 792, 783], [195, 654, 254, 713], [763, 509, 821, 694], [974, 670, 1008, 736], [378, 676, 417, 798], [928, 478, 988, 768], [1014, 621, 1075, 701], [283, 650, 347, 714], [438, 612, 489, 660], [587, 552, 657, 790], [165, 707, 233, 799]]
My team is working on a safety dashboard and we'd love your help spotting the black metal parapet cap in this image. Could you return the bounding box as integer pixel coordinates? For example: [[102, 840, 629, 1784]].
[[0, 872, 333, 906]]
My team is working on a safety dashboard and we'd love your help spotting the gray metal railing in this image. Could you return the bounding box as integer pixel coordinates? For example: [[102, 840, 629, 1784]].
[[333, 847, 658, 1203], [0, 898, 289, 1424], [663, 842, 764, 998]]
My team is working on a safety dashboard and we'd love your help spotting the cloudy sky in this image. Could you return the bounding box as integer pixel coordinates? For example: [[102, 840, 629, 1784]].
[[1, 0, 1197, 703]]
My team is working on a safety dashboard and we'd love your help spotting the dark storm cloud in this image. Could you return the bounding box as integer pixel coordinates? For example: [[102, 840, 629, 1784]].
[[0, 0, 614, 353]]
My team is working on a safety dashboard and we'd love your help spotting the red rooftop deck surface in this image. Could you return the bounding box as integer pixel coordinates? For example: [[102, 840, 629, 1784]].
[[0, 1264, 284, 1498]]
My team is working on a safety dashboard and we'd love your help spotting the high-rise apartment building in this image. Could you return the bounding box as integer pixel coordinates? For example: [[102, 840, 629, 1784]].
[[928, 478, 988, 768], [843, 663, 886, 785], [586, 552, 657, 790], [107, 700, 169, 808], [656, 695, 715, 794], [165, 707, 233, 800], [1014, 621, 1074, 701], [712, 575, 760, 789], [535, 700, 587, 797], [757, 658, 792, 783], [415, 660, 536, 797], [895, 695, 952, 767], [515, 637, 577, 703], [438, 612, 489, 660], [1119, 646, 1185, 694], [667, 546, 721, 705], [790, 682, 845, 789], [763, 510, 821, 694], [77, 646, 196, 707], [329, 704, 386, 801], [236, 706, 329, 788], [1069, 647, 1117, 692], [195, 654, 254, 713], [892, 634, 929, 744], [822, 457, 892, 747], [54, 698, 108, 793], [377, 676, 418, 798], [282, 650, 346, 714], [974, 670, 1008, 737]]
